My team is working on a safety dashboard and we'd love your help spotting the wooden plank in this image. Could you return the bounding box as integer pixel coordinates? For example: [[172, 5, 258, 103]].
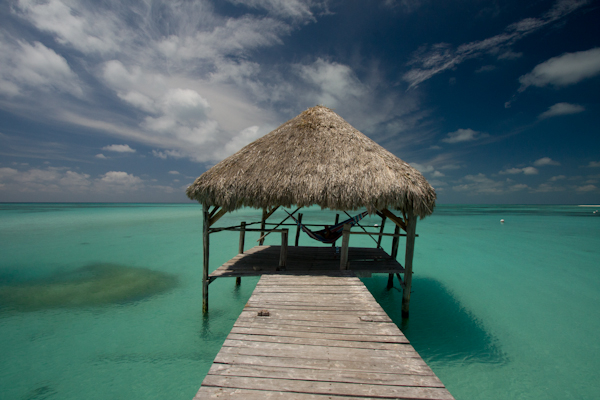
[[201, 375, 454, 400], [196, 386, 387, 399], [218, 341, 421, 361], [228, 327, 408, 341], [225, 333, 409, 349], [234, 317, 401, 332], [208, 364, 445, 388], [213, 353, 433, 375], [231, 322, 406, 337]]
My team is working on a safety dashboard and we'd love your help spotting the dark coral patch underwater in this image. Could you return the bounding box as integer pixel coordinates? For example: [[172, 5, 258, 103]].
[[0, 263, 178, 313]]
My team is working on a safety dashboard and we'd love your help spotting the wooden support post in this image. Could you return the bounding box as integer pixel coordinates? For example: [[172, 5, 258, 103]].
[[279, 229, 288, 270], [387, 273, 394, 289], [402, 213, 417, 319], [202, 204, 210, 313], [387, 224, 400, 289], [391, 224, 400, 259], [236, 221, 246, 285], [332, 214, 340, 247], [340, 223, 351, 270], [377, 215, 387, 248], [259, 208, 267, 245], [294, 213, 303, 246]]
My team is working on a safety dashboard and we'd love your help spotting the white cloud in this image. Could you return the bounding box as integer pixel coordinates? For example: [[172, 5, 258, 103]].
[[410, 163, 435, 173], [539, 102, 586, 119], [453, 173, 504, 194], [0, 39, 83, 97], [0, 166, 171, 201], [499, 166, 539, 175], [15, 0, 123, 55], [102, 144, 136, 153], [168, 171, 180, 175], [442, 128, 488, 144], [432, 170, 445, 177], [99, 171, 142, 186], [586, 161, 600, 168], [215, 125, 266, 159], [95, 153, 107, 159], [549, 175, 566, 181], [296, 58, 365, 108], [440, 164, 462, 170], [576, 184, 597, 192], [533, 157, 561, 166], [151, 149, 185, 160], [453, 173, 531, 195], [519, 48, 600, 91], [403, 0, 591, 88], [225, 0, 328, 21]]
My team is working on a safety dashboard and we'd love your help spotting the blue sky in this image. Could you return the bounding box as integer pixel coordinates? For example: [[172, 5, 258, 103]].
[[0, 0, 599, 204]]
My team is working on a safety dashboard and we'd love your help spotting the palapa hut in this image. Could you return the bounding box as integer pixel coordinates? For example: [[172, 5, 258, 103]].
[[187, 105, 436, 317]]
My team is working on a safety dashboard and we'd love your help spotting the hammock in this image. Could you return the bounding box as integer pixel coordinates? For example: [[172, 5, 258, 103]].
[[285, 210, 368, 244]]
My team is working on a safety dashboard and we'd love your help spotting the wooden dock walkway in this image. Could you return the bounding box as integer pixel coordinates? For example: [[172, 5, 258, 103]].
[[194, 274, 454, 399]]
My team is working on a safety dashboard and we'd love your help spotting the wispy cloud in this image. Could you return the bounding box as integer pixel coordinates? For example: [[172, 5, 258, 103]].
[[539, 102, 585, 119], [533, 157, 561, 166], [403, 0, 590, 89], [441, 128, 488, 144], [452, 173, 529, 194], [499, 167, 539, 175]]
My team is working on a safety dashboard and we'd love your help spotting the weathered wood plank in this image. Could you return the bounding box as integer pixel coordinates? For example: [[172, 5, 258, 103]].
[[228, 328, 409, 343], [231, 322, 406, 337], [225, 333, 409, 349], [201, 375, 454, 400], [213, 353, 433, 375], [208, 364, 445, 388], [219, 341, 421, 361], [195, 386, 385, 399]]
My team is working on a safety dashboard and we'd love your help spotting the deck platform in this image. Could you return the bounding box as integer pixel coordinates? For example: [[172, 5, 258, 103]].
[[194, 274, 455, 399], [210, 245, 405, 279]]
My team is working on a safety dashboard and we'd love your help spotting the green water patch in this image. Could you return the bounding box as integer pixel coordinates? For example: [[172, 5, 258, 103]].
[[0, 263, 178, 313], [364, 276, 507, 366]]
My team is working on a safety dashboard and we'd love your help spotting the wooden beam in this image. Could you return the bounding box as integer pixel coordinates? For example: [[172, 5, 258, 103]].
[[278, 229, 288, 270], [259, 206, 280, 245], [388, 224, 401, 290], [237, 221, 246, 286], [340, 223, 351, 270], [402, 213, 417, 319], [332, 214, 340, 247], [209, 206, 220, 218], [294, 213, 303, 246], [209, 207, 228, 227], [202, 204, 210, 313], [381, 208, 407, 232], [377, 215, 386, 248]]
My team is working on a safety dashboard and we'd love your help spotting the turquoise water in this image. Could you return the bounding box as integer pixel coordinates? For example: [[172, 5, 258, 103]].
[[0, 203, 599, 399]]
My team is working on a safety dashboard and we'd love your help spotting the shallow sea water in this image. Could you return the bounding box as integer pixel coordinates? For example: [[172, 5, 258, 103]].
[[0, 203, 599, 399]]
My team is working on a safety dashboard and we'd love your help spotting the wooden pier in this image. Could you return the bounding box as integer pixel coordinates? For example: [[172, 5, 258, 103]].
[[194, 274, 455, 399]]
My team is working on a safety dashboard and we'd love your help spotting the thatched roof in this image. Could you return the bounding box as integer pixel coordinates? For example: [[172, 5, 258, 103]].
[[186, 105, 436, 218]]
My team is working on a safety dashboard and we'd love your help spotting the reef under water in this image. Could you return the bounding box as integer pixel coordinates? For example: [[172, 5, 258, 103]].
[[0, 263, 178, 313]]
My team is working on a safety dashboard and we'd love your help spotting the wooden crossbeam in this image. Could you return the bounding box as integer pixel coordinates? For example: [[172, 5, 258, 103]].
[[381, 208, 407, 232], [209, 207, 228, 227]]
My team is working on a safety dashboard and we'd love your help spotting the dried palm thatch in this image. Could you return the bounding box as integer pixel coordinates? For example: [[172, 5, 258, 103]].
[[186, 105, 436, 218]]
